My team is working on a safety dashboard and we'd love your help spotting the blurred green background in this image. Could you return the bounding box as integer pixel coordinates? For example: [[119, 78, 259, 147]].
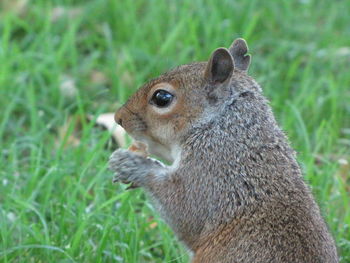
[[0, 0, 349, 262]]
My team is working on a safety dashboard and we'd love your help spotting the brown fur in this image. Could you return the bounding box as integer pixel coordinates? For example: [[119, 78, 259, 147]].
[[109, 38, 338, 262]]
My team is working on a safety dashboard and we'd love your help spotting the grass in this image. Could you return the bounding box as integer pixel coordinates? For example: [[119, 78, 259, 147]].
[[0, 0, 349, 262]]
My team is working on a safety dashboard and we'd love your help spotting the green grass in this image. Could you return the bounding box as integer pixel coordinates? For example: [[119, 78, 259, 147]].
[[0, 0, 349, 262]]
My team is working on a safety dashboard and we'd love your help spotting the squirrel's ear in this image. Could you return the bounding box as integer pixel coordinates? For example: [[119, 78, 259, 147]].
[[229, 38, 251, 72], [204, 48, 234, 84]]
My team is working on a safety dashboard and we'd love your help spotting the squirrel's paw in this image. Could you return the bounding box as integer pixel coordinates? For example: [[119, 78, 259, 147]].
[[109, 149, 154, 186]]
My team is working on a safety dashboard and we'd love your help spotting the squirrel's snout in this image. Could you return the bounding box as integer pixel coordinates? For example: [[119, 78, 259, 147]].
[[114, 110, 123, 127], [116, 118, 123, 126]]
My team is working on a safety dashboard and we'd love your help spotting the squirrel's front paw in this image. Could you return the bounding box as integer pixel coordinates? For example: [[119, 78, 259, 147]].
[[109, 149, 152, 186]]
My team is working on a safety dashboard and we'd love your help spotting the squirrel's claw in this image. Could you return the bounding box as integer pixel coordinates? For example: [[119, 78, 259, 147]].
[[109, 149, 152, 188]]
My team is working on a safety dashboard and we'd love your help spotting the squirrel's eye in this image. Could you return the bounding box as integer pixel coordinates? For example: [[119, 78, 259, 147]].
[[150, 90, 174, 107]]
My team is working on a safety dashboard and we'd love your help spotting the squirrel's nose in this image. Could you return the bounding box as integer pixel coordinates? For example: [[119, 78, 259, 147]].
[[114, 111, 123, 126], [117, 118, 123, 126]]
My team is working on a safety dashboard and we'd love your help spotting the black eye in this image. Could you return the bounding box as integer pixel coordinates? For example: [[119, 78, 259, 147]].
[[150, 89, 174, 107]]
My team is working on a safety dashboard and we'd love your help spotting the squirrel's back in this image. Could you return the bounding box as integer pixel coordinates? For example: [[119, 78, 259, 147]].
[[175, 87, 338, 262]]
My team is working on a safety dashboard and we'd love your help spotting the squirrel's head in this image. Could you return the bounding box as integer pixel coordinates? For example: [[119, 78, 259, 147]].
[[114, 38, 254, 161]]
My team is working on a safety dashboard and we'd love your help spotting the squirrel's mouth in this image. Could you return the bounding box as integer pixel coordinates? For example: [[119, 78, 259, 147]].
[[129, 133, 174, 163]]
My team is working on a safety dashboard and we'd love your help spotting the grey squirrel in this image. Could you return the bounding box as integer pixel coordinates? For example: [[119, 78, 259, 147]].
[[109, 38, 338, 262]]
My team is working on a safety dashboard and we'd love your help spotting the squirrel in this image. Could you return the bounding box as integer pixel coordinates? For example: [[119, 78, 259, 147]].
[[109, 38, 338, 263]]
